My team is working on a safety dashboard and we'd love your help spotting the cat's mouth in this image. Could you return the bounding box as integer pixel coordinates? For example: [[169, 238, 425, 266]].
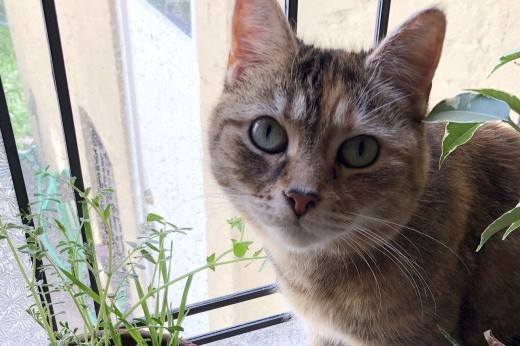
[[265, 216, 351, 250], [275, 222, 323, 249]]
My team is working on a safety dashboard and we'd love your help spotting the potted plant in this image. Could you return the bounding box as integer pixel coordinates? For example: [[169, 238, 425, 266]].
[[0, 169, 264, 345]]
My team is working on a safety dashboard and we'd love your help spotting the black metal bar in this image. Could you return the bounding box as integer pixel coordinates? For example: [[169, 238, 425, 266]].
[[188, 312, 292, 345], [373, 0, 391, 47], [0, 75, 58, 331], [285, 0, 298, 32], [171, 284, 276, 320], [40, 0, 100, 314]]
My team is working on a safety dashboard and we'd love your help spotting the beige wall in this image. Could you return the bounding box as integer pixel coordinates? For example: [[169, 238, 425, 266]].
[[4, 0, 67, 172], [388, 1, 520, 108], [53, 0, 140, 249]]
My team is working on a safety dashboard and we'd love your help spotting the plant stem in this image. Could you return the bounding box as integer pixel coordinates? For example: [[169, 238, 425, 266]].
[[118, 255, 265, 323], [4, 234, 57, 344]]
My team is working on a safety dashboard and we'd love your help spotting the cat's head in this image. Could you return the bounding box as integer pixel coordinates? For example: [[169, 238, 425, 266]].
[[209, 0, 446, 251]]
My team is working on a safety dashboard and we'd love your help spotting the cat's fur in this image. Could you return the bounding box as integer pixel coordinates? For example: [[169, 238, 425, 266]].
[[209, 0, 520, 344]]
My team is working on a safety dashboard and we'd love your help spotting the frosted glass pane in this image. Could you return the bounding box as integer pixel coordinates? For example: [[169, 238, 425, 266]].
[[0, 133, 47, 344]]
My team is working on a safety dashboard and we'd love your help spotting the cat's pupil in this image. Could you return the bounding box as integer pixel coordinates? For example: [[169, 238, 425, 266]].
[[265, 124, 272, 138], [358, 141, 365, 157]]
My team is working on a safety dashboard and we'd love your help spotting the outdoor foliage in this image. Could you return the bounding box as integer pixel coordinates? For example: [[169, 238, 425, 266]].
[[0, 20, 31, 146], [425, 48, 520, 251], [0, 0, 6, 23], [147, 0, 192, 36], [0, 170, 264, 345]]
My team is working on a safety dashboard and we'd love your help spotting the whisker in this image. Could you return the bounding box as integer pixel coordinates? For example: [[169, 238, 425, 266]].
[[346, 234, 384, 312], [344, 211, 469, 273], [355, 225, 436, 315]]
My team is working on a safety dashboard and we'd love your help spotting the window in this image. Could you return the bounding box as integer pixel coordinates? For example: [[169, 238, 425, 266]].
[[0, 0, 519, 344]]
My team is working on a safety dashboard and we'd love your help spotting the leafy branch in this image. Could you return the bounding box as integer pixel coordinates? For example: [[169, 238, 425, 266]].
[[425, 49, 520, 251]]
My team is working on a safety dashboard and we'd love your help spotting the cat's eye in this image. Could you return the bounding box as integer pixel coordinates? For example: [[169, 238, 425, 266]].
[[338, 135, 379, 168], [249, 117, 288, 153]]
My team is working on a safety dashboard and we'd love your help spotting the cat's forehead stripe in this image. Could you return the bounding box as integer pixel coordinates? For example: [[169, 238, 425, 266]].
[[332, 99, 352, 125], [272, 87, 287, 115], [290, 89, 306, 121]]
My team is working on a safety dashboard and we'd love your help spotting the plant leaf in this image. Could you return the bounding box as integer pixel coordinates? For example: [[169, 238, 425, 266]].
[[146, 213, 164, 223], [426, 92, 511, 123], [489, 48, 520, 75], [477, 201, 520, 251], [206, 253, 216, 271], [140, 249, 156, 264], [438, 325, 461, 346], [503, 219, 520, 240], [227, 217, 245, 233], [58, 267, 101, 304], [132, 269, 159, 342], [466, 88, 520, 116], [439, 122, 482, 168], [102, 205, 111, 220], [231, 240, 253, 258]]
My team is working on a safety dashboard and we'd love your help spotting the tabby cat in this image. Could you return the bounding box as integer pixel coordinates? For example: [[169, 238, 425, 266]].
[[209, 0, 520, 344]]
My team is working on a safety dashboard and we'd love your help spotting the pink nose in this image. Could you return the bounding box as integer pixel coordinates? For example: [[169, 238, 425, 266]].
[[284, 189, 319, 217]]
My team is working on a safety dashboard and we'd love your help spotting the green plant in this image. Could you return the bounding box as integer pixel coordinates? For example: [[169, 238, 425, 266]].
[[438, 325, 461, 346], [0, 170, 264, 345], [425, 48, 520, 252]]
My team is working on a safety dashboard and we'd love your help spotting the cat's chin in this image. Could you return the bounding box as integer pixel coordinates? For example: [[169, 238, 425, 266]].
[[261, 223, 332, 251]]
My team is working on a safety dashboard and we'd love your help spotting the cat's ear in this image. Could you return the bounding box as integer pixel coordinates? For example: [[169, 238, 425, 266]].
[[366, 8, 446, 116], [227, 0, 298, 82]]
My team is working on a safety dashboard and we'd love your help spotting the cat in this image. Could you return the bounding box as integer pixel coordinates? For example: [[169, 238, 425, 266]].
[[208, 0, 520, 344]]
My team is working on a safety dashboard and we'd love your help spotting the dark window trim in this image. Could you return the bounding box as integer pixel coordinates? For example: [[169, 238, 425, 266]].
[[0, 74, 57, 332], [40, 0, 101, 315], [189, 312, 292, 345], [172, 284, 277, 320], [285, 0, 298, 32], [373, 0, 391, 46], [0, 0, 391, 341]]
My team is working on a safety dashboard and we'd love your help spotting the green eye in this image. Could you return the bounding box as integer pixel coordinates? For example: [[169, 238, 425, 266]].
[[338, 135, 379, 168], [250, 117, 288, 153]]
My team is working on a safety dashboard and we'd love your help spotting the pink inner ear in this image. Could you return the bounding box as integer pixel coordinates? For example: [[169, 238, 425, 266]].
[[226, 0, 297, 82], [228, 0, 255, 67]]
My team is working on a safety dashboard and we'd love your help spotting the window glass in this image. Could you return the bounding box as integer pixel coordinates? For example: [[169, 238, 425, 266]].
[[146, 0, 192, 36], [0, 135, 47, 343], [1, 0, 88, 335]]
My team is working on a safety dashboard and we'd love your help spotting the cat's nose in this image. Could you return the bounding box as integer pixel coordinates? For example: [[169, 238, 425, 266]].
[[284, 189, 319, 217]]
